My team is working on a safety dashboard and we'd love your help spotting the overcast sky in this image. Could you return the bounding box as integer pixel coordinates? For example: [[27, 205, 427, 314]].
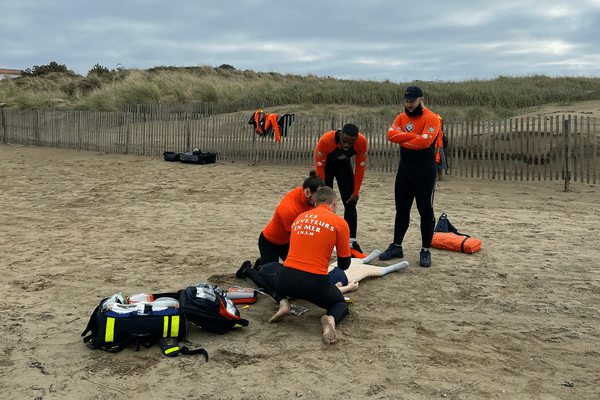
[[2, 0, 599, 82]]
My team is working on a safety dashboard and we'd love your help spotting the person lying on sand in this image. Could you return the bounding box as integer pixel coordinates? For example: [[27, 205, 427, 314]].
[[327, 250, 408, 293], [238, 251, 408, 296]]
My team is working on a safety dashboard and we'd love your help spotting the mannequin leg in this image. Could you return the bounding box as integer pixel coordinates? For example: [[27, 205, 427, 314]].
[[343, 263, 384, 283], [361, 250, 381, 264]]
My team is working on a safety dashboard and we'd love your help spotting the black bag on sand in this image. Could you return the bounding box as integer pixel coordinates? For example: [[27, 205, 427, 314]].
[[163, 151, 181, 162], [179, 150, 216, 164], [81, 292, 207, 360], [180, 283, 249, 335], [434, 213, 459, 234]]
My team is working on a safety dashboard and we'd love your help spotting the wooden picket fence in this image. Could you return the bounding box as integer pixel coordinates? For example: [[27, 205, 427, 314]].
[[1, 108, 598, 187]]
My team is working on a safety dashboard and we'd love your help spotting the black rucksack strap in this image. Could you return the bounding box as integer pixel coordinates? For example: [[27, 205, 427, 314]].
[[180, 346, 209, 361], [159, 338, 209, 361], [459, 234, 472, 253]]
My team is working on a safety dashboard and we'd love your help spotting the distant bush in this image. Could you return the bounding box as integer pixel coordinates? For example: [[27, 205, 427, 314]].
[[21, 61, 68, 77], [88, 63, 111, 78], [86, 63, 129, 84]]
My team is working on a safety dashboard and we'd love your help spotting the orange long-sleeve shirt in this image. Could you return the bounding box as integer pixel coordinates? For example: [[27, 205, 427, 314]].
[[314, 130, 368, 196], [284, 204, 351, 275], [264, 113, 282, 142], [261, 187, 313, 245], [388, 107, 441, 150]]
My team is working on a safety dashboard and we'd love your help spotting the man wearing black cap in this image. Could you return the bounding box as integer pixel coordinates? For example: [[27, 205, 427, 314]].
[[379, 86, 442, 267], [315, 123, 368, 256]]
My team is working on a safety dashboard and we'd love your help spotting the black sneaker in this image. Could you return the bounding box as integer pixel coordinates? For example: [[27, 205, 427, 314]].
[[236, 260, 253, 278], [253, 258, 262, 271], [351, 240, 363, 254], [419, 249, 432, 267], [379, 243, 403, 260]]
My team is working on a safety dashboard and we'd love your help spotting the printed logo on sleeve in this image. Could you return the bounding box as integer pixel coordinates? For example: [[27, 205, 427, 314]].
[[404, 123, 414, 132]]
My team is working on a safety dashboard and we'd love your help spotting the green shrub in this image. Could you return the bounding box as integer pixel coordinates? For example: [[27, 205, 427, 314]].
[[21, 61, 68, 77], [88, 63, 111, 77], [118, 83, 161, 105]]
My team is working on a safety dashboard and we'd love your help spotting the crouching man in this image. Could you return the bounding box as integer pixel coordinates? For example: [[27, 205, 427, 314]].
[[254, 186, 352, 344]]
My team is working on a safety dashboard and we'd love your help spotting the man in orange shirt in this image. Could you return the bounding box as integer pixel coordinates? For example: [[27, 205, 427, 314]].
[[236, 171, 324, 277], [248, 186, 352, 345], [314, 123, 368, 255], [379, 86, 442, 267]]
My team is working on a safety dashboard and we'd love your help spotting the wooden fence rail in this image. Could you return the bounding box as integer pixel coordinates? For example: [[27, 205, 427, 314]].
[[1, 109, 598, 186]]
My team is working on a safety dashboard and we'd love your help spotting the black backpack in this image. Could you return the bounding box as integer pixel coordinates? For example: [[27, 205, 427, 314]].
[[179, 150, 216, 164], [180, 283, 249, 335], [81, 292, 208, 360]]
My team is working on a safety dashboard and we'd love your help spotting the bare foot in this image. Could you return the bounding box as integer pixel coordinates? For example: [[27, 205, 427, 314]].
[[321, 315, 338, 345], [268, 299, 291, 323]]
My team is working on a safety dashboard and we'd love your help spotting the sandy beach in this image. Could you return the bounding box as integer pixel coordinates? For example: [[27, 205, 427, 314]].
[[1, 140, 599, 400]]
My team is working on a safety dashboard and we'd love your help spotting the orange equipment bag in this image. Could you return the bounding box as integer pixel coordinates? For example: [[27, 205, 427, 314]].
[[431, 213, 481, 253], [431, 232, 481, 253]]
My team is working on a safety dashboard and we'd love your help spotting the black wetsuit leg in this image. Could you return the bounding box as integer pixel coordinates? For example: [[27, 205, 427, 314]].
[[324, 161, 357, 238], [393, 156, 437, 247], [258, 232, 289, 264]]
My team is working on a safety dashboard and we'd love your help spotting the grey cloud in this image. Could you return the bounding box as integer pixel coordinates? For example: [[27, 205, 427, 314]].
[[1, 0, 598, 81]]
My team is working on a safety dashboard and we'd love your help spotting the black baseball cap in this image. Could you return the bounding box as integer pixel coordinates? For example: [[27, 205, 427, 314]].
[[341, 123, 359, 137], [403, 86, 423, 101]]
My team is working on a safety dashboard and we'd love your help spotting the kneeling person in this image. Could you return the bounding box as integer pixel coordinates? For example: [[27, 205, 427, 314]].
[[257, 186, 352, 345], [256, 170, 325, 267]]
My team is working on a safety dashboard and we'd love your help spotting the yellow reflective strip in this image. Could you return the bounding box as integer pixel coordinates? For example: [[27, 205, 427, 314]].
[[170, 315, 180, 337], [164, 346, 179, 354], [105, 317, 115, 343], [163, 316, 169, 337]]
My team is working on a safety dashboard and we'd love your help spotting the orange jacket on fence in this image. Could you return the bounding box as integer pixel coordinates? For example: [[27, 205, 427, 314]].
[[254, 110, 264, 134], [388, 107, 443, 161], [284, 204, 351, 275], [264, 113, 282, 142], [314, 130, 368, 196]]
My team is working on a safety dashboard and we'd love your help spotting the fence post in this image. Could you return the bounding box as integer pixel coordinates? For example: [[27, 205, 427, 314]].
[[186, 117, 191, 151], [252, 127, 258, 164], [77, 111, 82, 150], [125, 112, 131, 154], [1, 109, 5, 144], [564, 117, 571, 192]]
